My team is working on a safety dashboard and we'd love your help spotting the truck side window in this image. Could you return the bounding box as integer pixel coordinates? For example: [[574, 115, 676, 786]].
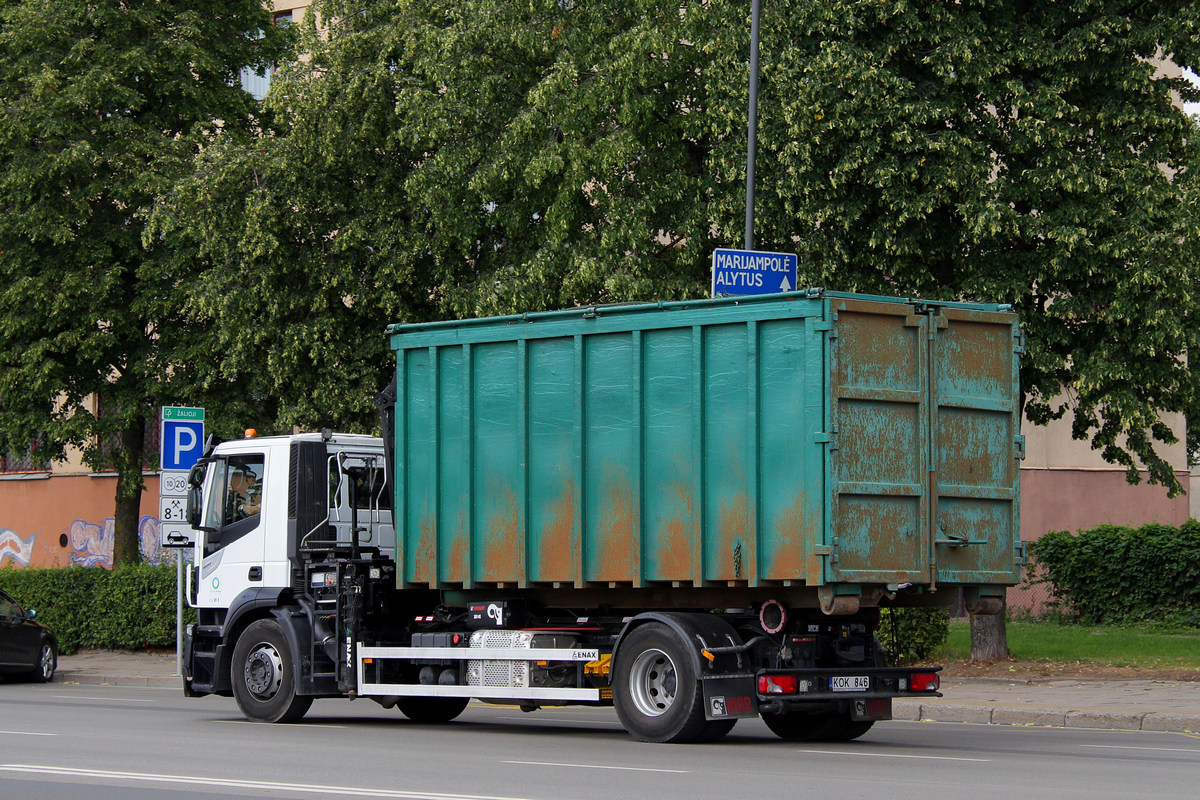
[[223, 456, 266, 526]]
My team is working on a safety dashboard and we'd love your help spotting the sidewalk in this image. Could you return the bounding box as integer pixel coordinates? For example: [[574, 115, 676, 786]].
[[55, 650, 1200, 734]]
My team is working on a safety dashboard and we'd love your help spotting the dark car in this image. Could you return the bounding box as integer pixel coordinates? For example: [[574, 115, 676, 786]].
[[0, 588, 57, 682]]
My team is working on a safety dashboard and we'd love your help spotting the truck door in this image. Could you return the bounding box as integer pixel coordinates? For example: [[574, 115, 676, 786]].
[[195, 453, 267, 607]]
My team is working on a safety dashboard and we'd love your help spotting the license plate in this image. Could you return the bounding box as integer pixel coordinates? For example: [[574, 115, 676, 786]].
[[830, 675, 869, 692]]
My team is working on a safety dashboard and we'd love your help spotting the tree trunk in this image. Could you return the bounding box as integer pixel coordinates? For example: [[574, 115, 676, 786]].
[[969, 602, 1009, 662], [111, 414, 146, 569]]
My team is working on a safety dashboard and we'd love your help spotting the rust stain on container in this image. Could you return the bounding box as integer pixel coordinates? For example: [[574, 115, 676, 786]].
[[482, 484, 521, 582], [537, 485, 578, 584], [412, 515, 436, 585], [597, 476, 637, 582], [657, 518, 693, 580], [716, 494, 752, 582], [445, 512, 468, 583], [772, 494, 819, 584]]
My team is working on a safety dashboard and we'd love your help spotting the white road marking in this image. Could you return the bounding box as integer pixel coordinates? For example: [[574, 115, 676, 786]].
[[802, 749, 990, 762], [0, 765, 536, 800], [0, 731, 56, 737], [501, 760, 688, 774], [1081, 744, 1200, 755]]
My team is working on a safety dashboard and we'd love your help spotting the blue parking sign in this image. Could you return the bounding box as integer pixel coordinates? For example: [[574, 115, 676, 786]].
[[160, 407, 205, 471]]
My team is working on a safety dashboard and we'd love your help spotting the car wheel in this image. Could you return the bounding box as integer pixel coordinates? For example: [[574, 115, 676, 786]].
[[29, 640, 56, 683]]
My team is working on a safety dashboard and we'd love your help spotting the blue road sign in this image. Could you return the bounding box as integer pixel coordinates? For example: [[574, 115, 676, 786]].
[[160, 407, 205, 471], [711, 248, 798, 297]]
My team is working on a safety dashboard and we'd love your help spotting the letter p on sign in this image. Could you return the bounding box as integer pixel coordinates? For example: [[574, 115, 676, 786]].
[[160, 407, 206, 471]]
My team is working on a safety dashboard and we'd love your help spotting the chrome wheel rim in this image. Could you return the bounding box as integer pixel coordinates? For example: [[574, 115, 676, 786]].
[[627, 648, 677, 718], [39, 644, 54, 679]]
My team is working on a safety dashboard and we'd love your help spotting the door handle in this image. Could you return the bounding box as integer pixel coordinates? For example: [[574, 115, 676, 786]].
[[248, 567, 262, 581]]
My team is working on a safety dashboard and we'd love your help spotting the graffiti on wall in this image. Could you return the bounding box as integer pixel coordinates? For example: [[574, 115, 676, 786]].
[[68, 516, 173, 568], [0, 528, 36, 567], [0, 518, 175, 569]]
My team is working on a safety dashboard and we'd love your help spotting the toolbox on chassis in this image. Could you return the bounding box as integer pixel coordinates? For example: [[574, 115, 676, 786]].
[[182, 289, 1022, 743]]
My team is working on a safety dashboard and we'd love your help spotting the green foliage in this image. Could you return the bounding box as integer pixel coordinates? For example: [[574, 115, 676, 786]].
[[0, 0, 292, 562], [1028, 521, 1200, 626], [879, 607, 950, 664], [150, 0, 1200, 493], [0, 566, 191, 653]]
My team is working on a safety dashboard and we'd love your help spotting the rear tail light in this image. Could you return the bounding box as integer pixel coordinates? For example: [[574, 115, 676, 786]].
[[910, 672, 940, 692], [758, 675, 799, 695]]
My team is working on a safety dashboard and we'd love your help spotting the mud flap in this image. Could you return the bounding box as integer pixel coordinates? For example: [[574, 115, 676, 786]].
[[702, 675, 758, 721], [850, 697, 892, 721]]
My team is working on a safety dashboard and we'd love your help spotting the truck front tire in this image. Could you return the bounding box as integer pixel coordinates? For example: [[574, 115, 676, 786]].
[[231, 619, 313, 723], [613, 623, 709, 743]]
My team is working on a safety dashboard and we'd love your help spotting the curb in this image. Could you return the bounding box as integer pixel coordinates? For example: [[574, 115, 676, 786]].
[[893, 700, 1200, 734], [55, 672, 181, 689]]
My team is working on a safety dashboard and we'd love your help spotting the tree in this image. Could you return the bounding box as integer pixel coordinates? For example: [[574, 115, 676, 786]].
[[157, 1, 1200, 491], [0, 0, 289, 566]]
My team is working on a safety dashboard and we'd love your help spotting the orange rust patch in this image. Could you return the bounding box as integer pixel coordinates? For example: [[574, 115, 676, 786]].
[[657, 517, 693, 580], [537, 484, 577, 584], [652, 482, 694, 581], [482, 484, 521, 582], [596, 474, 637, 582], [446, 511, 468, 584], [770, 494, 820, 584], [716, 493, 753, 581], [412, 515, 436, 585]]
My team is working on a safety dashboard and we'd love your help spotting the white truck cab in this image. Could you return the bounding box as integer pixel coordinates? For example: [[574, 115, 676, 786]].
[[187, 432, 394, 611]]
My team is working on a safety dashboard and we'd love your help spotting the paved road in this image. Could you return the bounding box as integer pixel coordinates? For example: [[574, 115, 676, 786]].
[[2, 681, 1198, 799]]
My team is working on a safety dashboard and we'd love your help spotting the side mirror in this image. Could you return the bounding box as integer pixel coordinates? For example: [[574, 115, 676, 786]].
[[186, 485, 203, 528], [26, 608, 37, 620], [185, 460, 215, 532]]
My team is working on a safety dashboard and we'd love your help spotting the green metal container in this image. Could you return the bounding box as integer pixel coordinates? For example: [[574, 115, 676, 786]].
[[386, 290, 1022, 610]]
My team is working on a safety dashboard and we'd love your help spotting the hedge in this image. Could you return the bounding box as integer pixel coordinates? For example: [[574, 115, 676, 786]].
[[0, 565, 193, 653], [878, 606, 949, 663], [1029, 520, 1200, 626]]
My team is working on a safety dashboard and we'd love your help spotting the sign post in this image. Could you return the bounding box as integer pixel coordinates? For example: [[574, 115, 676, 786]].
[[159, 406, 205, 677], [711, 248, 799, 297]]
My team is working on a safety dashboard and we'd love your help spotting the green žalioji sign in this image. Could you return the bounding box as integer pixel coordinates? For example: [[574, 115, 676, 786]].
[[162, 407, 205, 422]]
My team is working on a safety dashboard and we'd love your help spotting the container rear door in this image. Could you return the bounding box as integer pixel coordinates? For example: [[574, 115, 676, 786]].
[[827, 298, 932, 585], [827, 298, 1020, 588], [930, 306, 1022, 586]]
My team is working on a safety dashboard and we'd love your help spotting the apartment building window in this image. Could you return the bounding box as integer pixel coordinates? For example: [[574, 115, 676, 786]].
[[240, 11, 293, 101], [0, 439, 49, 474]]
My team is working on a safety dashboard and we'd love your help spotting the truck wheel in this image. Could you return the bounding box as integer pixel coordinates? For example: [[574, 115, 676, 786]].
[[816, 716, 875, 741], [231, 619, 313, 723], [396, 697, 470, 723], [613, 623, 708, 743], [761, 710, 836, 742], [694, 718, 738, 743]]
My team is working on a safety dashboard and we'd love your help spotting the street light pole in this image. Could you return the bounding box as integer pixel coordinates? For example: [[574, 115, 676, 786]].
[[744, 0, 761, 249]]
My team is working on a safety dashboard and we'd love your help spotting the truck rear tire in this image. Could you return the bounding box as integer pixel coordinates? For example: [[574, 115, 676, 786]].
[[762, 710, 874, 742], [396, 697, 470, 724], [613, 622, 708, 743], [231, 619, 313, 723]]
